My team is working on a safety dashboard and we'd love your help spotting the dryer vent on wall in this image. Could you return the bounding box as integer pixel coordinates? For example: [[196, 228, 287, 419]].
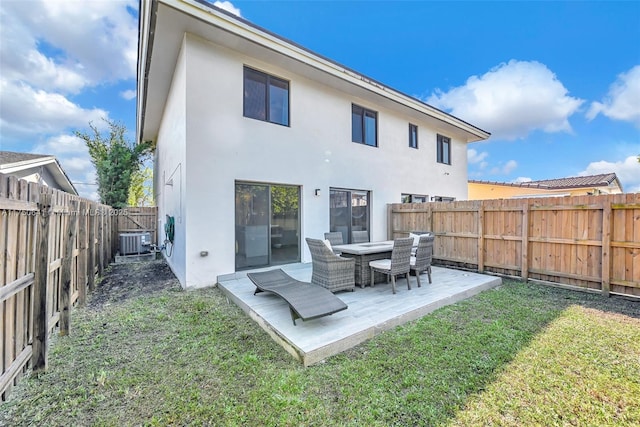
[[119, 232, 151, 255]]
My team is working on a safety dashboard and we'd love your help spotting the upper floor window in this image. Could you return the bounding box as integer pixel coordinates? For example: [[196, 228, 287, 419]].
[[409, 124, 418, 149], [437, 134, 451, 164], [243, 67, 289, 126], [352, 104, 377, 147]]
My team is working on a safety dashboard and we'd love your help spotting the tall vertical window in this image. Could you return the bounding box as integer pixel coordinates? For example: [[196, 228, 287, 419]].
[[243, 67, 289, 126], [409, 124, 418, 149], [330, 188, 370, 244], [437, 134, 451, 165], [352, 104, 377, 147]]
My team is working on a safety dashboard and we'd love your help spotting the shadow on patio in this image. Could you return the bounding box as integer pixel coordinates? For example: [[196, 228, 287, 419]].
[[218, 264, 502, 366]]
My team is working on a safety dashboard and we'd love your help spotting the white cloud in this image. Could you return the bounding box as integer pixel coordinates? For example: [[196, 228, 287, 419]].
[[502, 160, 518, 174], [0, 0, 138, 93], [468, 148, 488, 164], [587, 65, 640, 127], [513, 177, 532, 183], [213, 1, 242, 16], [428, 60, 584, 140], [33, 134, 85, 154], [120, 89, 136, 100], [579, 155, 640, 193], [0, 80, 108, 140], [0, 0, 137, 200], [31, 133, 98, 200], [489, 160, 518, 175]]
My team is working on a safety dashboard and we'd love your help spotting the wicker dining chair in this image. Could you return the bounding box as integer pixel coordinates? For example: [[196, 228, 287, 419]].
[[306, 238, 355, 293], [368, 237, 413, 294], [410, 234, 434, 287], [351, 230, 369, 243], [324, 231, 344, 246]]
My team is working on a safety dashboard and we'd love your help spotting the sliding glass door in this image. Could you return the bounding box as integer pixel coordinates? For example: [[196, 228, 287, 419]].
[[329, 188, 370, 244], [235, 182, 300, 270]]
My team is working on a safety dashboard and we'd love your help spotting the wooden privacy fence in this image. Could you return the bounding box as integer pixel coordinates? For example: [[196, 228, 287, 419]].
[[0, 175, 157, 400], [112, 206, 158, 251], [388, 193, 640, 298]]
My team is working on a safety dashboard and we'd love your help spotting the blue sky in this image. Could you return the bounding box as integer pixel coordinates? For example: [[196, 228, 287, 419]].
[[1, 0, 639, 200]]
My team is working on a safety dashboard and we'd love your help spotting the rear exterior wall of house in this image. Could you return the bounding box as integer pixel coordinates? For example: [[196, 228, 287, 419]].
[[155, 34, 471, 288]]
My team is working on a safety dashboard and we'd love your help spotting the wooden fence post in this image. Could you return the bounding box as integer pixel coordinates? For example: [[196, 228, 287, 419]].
[[59, 200, 79, 336], [477, 202, 485, 273], [106, 211, 112, 262], [88, 205, 96, 292], [522, 202, 530, 281], [77, 201, 88, 306], [601, 202, 611, 297], [98, 207, 104, 276], [32, 191, 51, 374]]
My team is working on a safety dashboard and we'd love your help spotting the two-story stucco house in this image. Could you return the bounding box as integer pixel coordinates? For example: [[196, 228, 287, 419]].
[[136, 0, 490, 288]]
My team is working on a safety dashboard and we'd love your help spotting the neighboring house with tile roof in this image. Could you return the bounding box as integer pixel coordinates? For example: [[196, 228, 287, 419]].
[[0, 151, 78, 195], [468, 173, 623, 200]]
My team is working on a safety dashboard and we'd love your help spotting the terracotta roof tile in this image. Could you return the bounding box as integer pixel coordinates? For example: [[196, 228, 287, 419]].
[[469, 173, 619, 189]]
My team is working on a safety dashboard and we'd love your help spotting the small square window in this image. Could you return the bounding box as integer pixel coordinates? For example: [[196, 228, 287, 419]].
[[437, 134, 451, 165], [409, 124, 418, 149]]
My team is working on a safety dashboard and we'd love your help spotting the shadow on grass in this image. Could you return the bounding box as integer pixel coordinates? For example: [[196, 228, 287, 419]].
[[299, 280, 639, 426], [1, 269, 637, 426]]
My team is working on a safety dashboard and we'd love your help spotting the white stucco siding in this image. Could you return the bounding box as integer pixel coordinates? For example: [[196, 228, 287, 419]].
[[177, 34, 470, 286], [155, 37, 188, 287]]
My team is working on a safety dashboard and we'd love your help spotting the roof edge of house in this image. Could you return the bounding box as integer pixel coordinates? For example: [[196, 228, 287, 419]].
[[138, 0, 491, 143]]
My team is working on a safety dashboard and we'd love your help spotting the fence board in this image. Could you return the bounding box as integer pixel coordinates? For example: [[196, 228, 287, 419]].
[[389, 193, 640, 298], [1, 175, 155, 400]]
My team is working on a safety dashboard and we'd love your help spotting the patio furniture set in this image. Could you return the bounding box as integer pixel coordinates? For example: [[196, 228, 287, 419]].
[[247, 233, 435, 325]]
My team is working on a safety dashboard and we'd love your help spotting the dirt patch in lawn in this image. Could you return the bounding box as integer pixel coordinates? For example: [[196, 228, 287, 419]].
[[87, 259, 182, 310]]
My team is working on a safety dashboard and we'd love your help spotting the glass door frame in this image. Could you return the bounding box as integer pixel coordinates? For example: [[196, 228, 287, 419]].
[[329, 187, 371, 244], [235, 181, 301, 271]]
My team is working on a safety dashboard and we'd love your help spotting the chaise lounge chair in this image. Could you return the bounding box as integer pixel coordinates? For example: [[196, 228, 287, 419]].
[[247, 269, 348, 325]]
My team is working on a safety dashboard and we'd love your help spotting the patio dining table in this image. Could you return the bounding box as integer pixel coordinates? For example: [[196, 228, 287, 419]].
[[332, 240, 395, 288]]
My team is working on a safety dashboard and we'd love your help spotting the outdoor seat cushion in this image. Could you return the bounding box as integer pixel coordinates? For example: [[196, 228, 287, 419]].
[[369, 259, 391, 270]]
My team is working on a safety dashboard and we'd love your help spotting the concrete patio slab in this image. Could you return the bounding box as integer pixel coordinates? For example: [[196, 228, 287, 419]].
[[218, 264, 501, 366]]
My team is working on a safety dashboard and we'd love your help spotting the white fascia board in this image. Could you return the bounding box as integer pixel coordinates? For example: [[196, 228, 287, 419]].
[[47, 160, 78, 195], [136, 0, 156, 146], [0, 157, 56, 173], [155, 0, 490, 142]]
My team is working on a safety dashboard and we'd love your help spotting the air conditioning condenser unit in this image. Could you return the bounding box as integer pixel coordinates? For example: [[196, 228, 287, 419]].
[[119, 232, 151, 255]]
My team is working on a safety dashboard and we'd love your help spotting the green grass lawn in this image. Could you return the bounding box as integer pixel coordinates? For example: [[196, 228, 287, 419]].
[[2, 278, 639, 426]]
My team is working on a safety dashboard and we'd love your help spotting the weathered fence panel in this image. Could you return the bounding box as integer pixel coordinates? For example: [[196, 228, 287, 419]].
[[1, 175, 155, 400], [389, 193, 640, 298], [113, 206, 158, 252]]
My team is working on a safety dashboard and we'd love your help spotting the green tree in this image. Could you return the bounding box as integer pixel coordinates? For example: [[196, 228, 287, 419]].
[[76, 119, 152, 208], [127, 167, 154, 207]]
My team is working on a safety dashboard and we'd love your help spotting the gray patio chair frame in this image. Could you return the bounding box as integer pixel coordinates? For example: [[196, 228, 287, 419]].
[[369, 237, 413, 294], [324, 231, 344, 246], [306, 238, 356, 293], [248, 269, 348, 325], [351, 230, 369, 243], [410, 234, 434, 287]]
